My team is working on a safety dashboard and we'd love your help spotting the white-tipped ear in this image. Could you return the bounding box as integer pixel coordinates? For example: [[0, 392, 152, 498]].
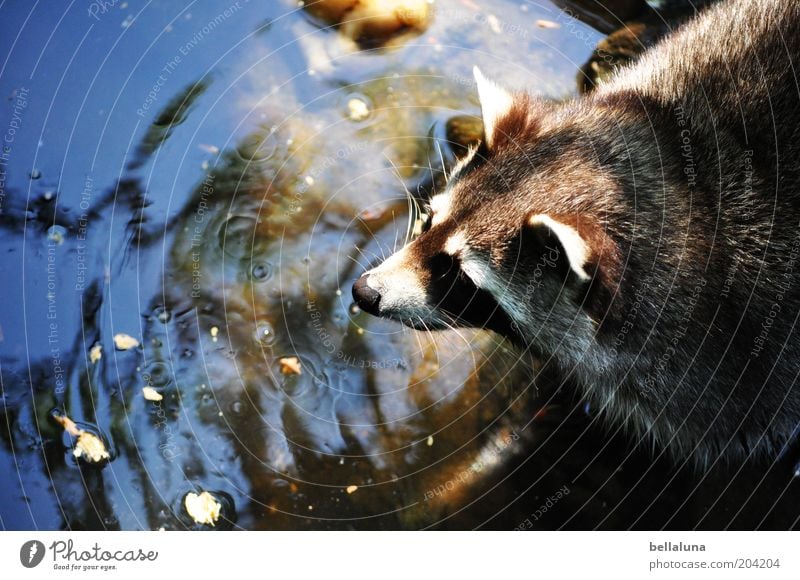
[[473, 66, 514, 149], [529, 214, 591, 280]]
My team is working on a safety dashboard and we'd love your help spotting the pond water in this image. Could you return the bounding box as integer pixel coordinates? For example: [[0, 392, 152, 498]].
[[1, 0, 798, 530]]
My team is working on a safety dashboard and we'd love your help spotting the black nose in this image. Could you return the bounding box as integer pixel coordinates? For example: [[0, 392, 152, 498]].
[[352, 275, 381, 315]]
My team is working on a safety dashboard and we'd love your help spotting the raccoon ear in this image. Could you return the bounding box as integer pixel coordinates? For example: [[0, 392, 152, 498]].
[[473, 66, 515, 149], [527, 214, 591, 281]]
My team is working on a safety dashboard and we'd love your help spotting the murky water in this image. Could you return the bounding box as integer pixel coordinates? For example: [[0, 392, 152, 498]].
[[1, 0, 798, 530]]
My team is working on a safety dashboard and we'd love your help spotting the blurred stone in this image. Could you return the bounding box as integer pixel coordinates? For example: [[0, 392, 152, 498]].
[[445, 115, 484, 156], [304, 0, 432, 49]]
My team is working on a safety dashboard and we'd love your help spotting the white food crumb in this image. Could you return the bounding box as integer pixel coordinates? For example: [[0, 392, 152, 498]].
[[73, 432, 111, 463], [142, 387, 163, 402], [184, 491, 222, 526], [113, 333, 140, 350], [347, 97, 371, 122], [487, 14, 502, 34], [89, 343, 103, 364]]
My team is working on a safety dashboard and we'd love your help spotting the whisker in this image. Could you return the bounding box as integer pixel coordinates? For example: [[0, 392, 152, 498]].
[[415, 316, 431, 347], [353, 245, 384, 269], [347, 254, 369, 272], [411, 316, 428, 361], [441, 311, 478, 368], [391, 210, 400, 254], [415, 315, 443, 367], [435, 140, 449, 182], [383, 152, 418, 248], [426, 154, 438, 198]]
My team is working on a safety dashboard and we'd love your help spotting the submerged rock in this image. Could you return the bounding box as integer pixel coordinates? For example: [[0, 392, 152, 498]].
[[303, 0, 432, 49], [445, 115, 484, 156]]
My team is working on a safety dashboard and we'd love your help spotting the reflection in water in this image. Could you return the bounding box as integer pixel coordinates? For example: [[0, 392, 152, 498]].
[[145, 108, 539, 528], [127, 81, 210, 171], [0, 0, 797, 531]]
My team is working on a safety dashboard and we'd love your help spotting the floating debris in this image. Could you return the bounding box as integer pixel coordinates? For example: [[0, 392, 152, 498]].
[[279, 356, 302, 375], [357, 207, 385, 222], [51, 411, 111, 464], [346, 485, 358, 494], [154, 306, 171, 323], [184, 491, 222, 526], [89, 343, 102, 364], [142, 387, 163, 402], [198, 143, 220, 154], [250, 262, 272, 281], [487, 14, 502, 34], [536, 19, 560, 29], [254, 322, 275, 346], [347, 97, 371, 122], [113, 333, 140, 350], [46, 225, 67, 245], [210, 326, 219, 342], [73, 432, 110, 463], [427, 435, 434, 447]]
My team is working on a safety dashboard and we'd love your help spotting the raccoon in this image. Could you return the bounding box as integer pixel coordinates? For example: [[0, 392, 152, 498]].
[[352, 0, 800, 464]]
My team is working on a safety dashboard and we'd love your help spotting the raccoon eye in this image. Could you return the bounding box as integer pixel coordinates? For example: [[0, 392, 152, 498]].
[[430, 253, 457, 280]]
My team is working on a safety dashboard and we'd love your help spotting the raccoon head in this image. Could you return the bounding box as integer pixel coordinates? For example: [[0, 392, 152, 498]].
[[352, 68, 621, 349]]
